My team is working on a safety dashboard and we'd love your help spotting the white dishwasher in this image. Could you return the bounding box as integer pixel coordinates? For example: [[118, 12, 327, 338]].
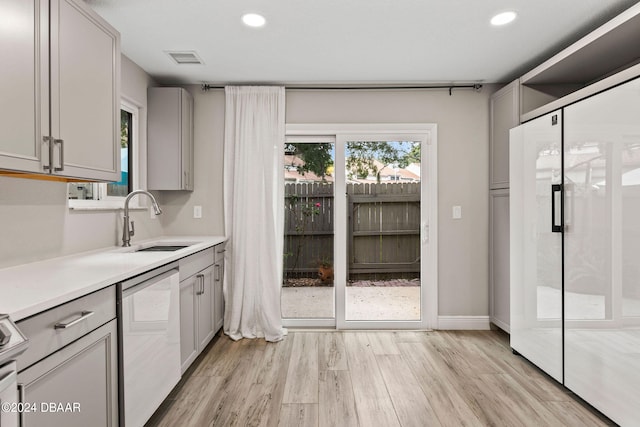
[[118, 263, 181, 427]]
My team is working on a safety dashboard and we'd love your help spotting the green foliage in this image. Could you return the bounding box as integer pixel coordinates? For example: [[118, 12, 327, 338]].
[[285, 141, 419, 183], [285, 143, 333, 178], [398, 143, 420, 167], [346, 141, 414, 182], [120, 110, 130, 148]]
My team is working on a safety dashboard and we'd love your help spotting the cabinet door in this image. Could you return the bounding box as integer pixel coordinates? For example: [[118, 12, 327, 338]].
[[148, 87, 194, 190], [18, 319, 118, 427], [490, 80, 520, 189], [563, 76, 640, 426], [0, 0, 48, 173], [197, 266, 215, 350], [510, 110, 563, 383], [490, 189, 510, 332], [214, 259, 224, 332], [181, 88, 194, 190], [180, 275, 198, 373], [49, 0, 120, 181]]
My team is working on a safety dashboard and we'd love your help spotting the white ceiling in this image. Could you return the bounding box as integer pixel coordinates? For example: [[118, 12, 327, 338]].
[[86, 0, 640, 86]]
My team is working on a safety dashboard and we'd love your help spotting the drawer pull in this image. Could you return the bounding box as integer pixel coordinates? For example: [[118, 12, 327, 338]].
[[54, 311, 95, 329]]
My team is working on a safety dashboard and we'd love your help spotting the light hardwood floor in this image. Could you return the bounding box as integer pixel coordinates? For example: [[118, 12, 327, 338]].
[[146, 330, 613, 427]]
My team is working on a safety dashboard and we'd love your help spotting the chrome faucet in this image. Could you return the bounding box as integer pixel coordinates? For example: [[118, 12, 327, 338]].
[[122, 190, 162, 247]]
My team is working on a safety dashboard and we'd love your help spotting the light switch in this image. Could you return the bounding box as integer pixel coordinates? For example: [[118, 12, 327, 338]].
[[452, 205, 462, 219], [193, 205, 202, 219]]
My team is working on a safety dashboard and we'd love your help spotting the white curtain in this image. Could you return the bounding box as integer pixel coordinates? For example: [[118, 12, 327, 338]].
[[223, 86, 287, 342]]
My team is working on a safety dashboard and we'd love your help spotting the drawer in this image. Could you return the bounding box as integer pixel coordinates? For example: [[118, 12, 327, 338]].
[[214, 243, 226, 263], [16, 286, 116, 372], [179, 248, 214, 280]]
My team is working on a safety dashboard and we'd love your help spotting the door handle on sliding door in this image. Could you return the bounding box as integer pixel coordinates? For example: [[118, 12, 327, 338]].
[[551, 184, 563, 233]]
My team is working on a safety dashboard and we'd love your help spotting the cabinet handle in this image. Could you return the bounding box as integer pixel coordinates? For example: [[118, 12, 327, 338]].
[[551, 184, 563, 233], [54, 311, 95, 329], [196, 274, 204, 295], [215, 264, 221, 282], [216, 249, 226, 254], [43, 135, 53, 171], [54, 138, 64, 172]]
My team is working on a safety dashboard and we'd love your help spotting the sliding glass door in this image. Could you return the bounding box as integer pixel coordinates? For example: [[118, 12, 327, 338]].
[[281, 137, 336, 326], [282, 125, 437, 330], [341, 139, 422, 322]]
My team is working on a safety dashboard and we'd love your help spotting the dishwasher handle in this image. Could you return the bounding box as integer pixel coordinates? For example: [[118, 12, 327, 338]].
[[121, 267, 179, 297]]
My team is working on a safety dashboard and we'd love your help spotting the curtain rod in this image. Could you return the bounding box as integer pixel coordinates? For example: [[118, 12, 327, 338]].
[[201, 83, 483, 95]]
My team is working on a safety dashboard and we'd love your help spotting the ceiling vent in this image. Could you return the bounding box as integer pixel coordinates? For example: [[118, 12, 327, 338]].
[[165, 51, 204, 65]]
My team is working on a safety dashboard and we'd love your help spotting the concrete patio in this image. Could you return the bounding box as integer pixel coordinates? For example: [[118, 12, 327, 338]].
[[281, 286, 420, 320]]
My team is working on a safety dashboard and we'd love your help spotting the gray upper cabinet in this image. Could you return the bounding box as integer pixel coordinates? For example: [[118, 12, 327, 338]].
[[0, 0, 120, 181], [148, 87, 194, 191], [50, 0, 121, 181], [489, 80, 520, 189], [0, 0, 47, 174]]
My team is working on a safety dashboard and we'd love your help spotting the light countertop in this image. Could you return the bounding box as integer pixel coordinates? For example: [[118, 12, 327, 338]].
[[0, 236, 226, 321]]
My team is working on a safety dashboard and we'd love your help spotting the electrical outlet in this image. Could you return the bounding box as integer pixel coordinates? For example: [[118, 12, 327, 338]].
[[452, 205, 462, 219], [193, 205, 202, 219]]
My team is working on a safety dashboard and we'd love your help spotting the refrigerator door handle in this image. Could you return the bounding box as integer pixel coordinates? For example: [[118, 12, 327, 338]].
[[551, 184, 563, 232]]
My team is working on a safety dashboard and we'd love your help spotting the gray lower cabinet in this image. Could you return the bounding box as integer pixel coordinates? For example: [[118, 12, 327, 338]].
[[489, 189, 510, 332], [213, 244, 226, 332], [16, 285, 118, 427], [179, 249, 216, 373], [17, 319, 118, 427], [179, 273, 199, 372]]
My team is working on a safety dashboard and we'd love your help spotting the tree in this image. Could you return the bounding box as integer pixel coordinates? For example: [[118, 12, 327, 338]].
[[346, 141, 411, 182], [398, 142, 420, 167], [285, 141, 417, 183], [285, 143, 333, 178]]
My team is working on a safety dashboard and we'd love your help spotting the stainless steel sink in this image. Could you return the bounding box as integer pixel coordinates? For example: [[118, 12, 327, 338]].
[[135, 245, 189, 252], [113, 240, 200, 253]]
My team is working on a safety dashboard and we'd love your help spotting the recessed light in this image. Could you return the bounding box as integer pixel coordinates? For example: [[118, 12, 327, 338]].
[[490, 11, 517, 26], [242, 13, 266, 28]]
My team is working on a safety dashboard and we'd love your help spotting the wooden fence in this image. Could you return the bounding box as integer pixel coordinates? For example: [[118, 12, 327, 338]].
[[284, 182, 420, 280]]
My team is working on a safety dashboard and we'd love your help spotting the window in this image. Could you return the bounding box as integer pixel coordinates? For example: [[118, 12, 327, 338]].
[[68, 100, 139, 209]]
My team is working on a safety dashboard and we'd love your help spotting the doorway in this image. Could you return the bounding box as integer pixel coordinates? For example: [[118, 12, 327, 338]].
[[281, 124, 438, 329]]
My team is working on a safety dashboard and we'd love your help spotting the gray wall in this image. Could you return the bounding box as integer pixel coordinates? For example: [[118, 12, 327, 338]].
[[0, 55, 162, 268], [286, 88, 497, 317], [165, 86, 497, 317]]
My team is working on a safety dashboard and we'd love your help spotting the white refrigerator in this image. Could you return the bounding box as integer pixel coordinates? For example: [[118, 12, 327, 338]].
[[510, 76, 640, 426]]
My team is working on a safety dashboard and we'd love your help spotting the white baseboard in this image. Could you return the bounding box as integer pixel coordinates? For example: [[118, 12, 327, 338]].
[[437, 316, 491, 330]]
